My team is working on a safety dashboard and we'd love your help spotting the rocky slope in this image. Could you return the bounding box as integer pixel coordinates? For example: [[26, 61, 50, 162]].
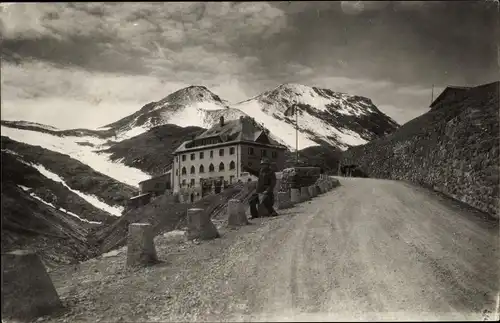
[[1, 181, 101, 269], [342, 81, 499, 219], [1, 137, 138, 266]]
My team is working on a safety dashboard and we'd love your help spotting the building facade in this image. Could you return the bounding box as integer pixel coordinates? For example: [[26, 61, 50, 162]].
[[171, 116, 287, 193]]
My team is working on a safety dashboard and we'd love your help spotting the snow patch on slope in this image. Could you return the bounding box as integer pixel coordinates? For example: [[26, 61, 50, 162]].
[[30, 163, 124, 217], [235, 100, 318, 149], [17, 185, 102, 224], [234, 99, 367, 150], [1, 126, 150, 187]]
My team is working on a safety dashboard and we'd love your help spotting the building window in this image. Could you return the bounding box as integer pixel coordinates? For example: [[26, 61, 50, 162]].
[[181, 167, 186, 175], [199, 151, 204, 159], [229, 161, 235, 170], [272, 151, 277, 158], [190, 178, 195, 186], [199, 165, 205, 173], [230, 147, 235, 155], [261, 149, 267, 157], [175, 169, 178, 176], [209, 163, 215, 172], [219, 148, 224, 157], [210, 150, 214, 158], [190, 153, 195, 161], [219, 162, 225, 171], [248, 147, 254, 155], [190, 166, 195, 174], [230, 175, 235, 183], [182, 155, 186, 161], [182, 179, 186, 186]]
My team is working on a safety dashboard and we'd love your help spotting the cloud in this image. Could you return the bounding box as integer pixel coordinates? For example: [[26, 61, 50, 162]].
[[339, 1, 443, 15], [1, 2, 495, 130]]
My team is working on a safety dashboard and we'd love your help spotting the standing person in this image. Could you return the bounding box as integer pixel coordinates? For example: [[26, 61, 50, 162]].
[[249, 157, 278, 219]]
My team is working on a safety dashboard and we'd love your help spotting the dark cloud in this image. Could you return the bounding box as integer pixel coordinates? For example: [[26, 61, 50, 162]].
[[1, 36, 150, 75], [258, 0, 498, 88]]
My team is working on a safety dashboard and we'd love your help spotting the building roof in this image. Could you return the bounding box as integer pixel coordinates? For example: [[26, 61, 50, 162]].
[[129, 193, 151, 200], [430, 86, 471, 109], [138, 172, 171, 186], [173, 116, 287, 154]]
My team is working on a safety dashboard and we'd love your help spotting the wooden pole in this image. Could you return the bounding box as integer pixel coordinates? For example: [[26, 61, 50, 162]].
[[431, 84, 434, 104], [295, 105, 299, 165]]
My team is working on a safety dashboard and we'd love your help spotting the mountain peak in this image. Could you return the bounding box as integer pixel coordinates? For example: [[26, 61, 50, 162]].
[[160, 85, 225, 106]]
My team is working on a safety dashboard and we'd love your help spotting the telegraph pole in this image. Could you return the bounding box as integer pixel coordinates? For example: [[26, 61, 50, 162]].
[[295, 104, 299, 165], [431, 84, 435, 104]]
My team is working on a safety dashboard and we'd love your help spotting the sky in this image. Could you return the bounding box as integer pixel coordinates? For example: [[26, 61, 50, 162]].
[[1, 1, 498, 129]]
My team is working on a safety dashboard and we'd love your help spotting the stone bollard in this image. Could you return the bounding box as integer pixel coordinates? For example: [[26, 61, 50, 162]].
[[317, 181, 326, 194], [186, 208, 219, 240], [308, 185, 316, 198], [312, 185, 319, 197], [290, 188, 301, 204], [227, 199, 248, 227], [2, 250, 63, 321], [300, 186, 310, 202], [126, 223, 158, 267], [277, 191, 293, 210]]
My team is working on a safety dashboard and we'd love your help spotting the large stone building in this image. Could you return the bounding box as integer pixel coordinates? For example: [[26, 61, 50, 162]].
[[172, 116, 287, 194]]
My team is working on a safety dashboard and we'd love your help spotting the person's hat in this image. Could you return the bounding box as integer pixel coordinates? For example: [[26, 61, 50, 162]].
[[260, 157, 270, 165]]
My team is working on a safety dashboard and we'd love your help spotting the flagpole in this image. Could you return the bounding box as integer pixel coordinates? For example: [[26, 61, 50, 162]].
[[295, 105, 299, 165], [431, 84, 434, 104]]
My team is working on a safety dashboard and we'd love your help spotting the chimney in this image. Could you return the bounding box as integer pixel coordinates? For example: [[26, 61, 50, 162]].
[[220, 116, 224, 127]]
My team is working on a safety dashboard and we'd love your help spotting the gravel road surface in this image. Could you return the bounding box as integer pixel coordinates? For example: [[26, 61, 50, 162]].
[[47, 177, 499, 322]]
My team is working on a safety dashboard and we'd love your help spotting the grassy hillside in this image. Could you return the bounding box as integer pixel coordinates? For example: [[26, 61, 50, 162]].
[[101, 124, 205, 175], [342, 81, 499, 219]]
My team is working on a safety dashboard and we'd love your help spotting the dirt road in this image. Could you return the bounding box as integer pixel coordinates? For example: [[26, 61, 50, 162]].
[[48, 177, 499, 322]]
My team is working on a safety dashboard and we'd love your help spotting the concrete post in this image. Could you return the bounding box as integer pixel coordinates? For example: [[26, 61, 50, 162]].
[[1, 250, 63, 321], [186, 208, 219, 240], [277, 191, 293, 209], [227, 199, 248, 227], [290, 188, 301, 204], [126, 223, 158, 267], [308, 185, 316, 198], [300, 186, 310, 202]]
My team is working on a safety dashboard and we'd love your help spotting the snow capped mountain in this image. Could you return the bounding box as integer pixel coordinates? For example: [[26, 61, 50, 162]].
[[105, 85, 247, 142], [234, 83, 399, 150]]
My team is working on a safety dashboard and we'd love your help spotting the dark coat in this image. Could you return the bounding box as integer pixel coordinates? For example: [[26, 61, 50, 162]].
[[256, 167, 276, 194]]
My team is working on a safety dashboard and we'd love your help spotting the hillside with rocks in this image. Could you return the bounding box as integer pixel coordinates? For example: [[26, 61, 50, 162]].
[[1, 137, 139, 267], [342, 81, 499, 219], [101, 124, 205, 176], [1, 180, 101, 269]]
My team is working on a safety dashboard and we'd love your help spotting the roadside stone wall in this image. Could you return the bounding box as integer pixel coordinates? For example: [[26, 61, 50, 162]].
[[279, 167, 321, 192], [342, 82, 499, 219]]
